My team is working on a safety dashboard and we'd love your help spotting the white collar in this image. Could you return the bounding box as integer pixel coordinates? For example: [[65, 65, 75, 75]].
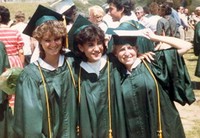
[[34, 55, 64, 71], [120, 15, 133, 23], [80, 54, 107, 76], [127, 58, 141, 74]]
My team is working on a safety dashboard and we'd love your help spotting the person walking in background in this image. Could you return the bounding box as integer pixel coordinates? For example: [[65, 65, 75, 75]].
[[68, 15, 126, 138], [157, 3, 180, 38], [106, 0, 155, 53], [88, 5, 111, 47], [135, 6, 150, 28], [11, 11, 33, 66], [0, 6, 24, 68], [13, 5, 77, 138], [177, 6, 189, 40], [107, 22, 195, 138], [193, 6, 200, 24], [146, 2, 161, 33]]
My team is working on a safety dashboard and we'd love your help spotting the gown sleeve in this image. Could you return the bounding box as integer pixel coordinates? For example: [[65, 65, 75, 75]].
[[151, 49, 195, 105], [0, 42, 10, 103], [0, 42, 10, 73], [13, 65, 45, 138]]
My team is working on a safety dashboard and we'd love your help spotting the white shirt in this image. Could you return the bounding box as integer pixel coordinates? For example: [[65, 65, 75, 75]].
[[80, 54, 107, 77], [34, 55, 64, 71]]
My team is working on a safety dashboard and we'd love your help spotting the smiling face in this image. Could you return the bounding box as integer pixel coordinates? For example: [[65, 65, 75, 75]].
[[40, 31, 63, 58], [108, 3, 123, 22], [78, 39, 104, 62], [32, 20, 66, 59], [114, 44, 138, 70]]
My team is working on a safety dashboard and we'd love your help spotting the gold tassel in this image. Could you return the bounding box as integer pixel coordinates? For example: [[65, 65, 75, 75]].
[[109, 129, 112, 138], [143, 60, 163, 138], [157, 130, 162, 138], [62, 15, 68, 48], [76, 125, 80, 136]]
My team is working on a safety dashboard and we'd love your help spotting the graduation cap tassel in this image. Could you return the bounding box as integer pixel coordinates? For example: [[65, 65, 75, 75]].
[[107, 59, 113, 138], [142, 60, 163, 138], [63, 15, 69, 49], [77, 69, 82, 136], [38, 62, 52, 138], [109, 129, 113, 138]]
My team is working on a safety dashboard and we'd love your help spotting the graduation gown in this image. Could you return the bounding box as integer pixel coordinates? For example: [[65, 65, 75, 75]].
[[77, 54, 126, 138], [193, 22, 200, 77], [0, 42, 13, 138], [121, 49, 195, 138], [13, 55, 77, 138]]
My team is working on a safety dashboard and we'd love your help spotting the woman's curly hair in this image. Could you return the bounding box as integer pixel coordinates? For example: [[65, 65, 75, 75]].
[[32, 20, 67, 59]]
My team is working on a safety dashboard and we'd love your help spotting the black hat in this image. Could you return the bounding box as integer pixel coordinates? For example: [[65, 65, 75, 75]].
[[68, 14, 92, 51], [23, 4, 63, 37], [50, 0, 75, 14]]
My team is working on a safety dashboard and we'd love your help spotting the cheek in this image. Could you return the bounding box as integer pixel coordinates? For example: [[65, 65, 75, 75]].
[[117, 52, 124, 59], [40, 41, 49, 48]]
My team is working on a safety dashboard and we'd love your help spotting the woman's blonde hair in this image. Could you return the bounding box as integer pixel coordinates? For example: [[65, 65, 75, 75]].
[[33, 20, 67, 58]]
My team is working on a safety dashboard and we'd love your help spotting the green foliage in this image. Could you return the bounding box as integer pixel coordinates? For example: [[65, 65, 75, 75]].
[[0, 68, 23, 95]]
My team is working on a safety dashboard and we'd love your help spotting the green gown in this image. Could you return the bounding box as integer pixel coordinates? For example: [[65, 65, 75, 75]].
[[0, 42, 12, 138], [120, 49, 195, 138], [193, 22, 200, 77], [77, 54, 126, 138], [13, 55, 78, 138]]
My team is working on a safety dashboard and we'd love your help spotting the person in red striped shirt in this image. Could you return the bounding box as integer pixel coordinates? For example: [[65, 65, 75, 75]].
[[0, 5, 24, 68], [0, 5, 24, 137]]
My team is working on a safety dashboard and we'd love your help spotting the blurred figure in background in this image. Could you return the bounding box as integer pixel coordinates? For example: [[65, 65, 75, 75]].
[[88, 5, 111, 47], [11, 11, 33, 66], [0, 6, 24, 128], [0, 6, 24, 68], [157, 4, 180, 38]]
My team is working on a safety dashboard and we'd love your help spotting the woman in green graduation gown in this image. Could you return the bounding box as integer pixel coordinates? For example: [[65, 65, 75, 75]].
[[68, 15, 126, 138], [0, 42, 12, 138], [107, 24, 196, 138], [13, 5, 77, 138]]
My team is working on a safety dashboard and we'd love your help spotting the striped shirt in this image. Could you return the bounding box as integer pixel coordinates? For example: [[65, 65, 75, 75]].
[[0, 27, 24, 68]]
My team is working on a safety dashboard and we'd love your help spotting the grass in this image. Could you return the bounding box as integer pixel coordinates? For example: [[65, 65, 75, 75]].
[[1, 2, 49, 21], [183, 47, 200, 138], [185, 120, 200, 138]]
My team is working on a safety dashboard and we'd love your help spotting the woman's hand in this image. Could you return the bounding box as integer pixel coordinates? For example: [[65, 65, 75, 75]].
[[138, 51, 155, 63]]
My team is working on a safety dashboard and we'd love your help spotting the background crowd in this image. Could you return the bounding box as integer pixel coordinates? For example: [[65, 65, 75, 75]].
[[0, 0, 199, 137]]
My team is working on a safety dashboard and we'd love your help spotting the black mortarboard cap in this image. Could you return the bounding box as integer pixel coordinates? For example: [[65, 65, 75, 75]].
[[68, 14, 92, 51], [106, 21, 141, 46], [23, 4, 63, 37]]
